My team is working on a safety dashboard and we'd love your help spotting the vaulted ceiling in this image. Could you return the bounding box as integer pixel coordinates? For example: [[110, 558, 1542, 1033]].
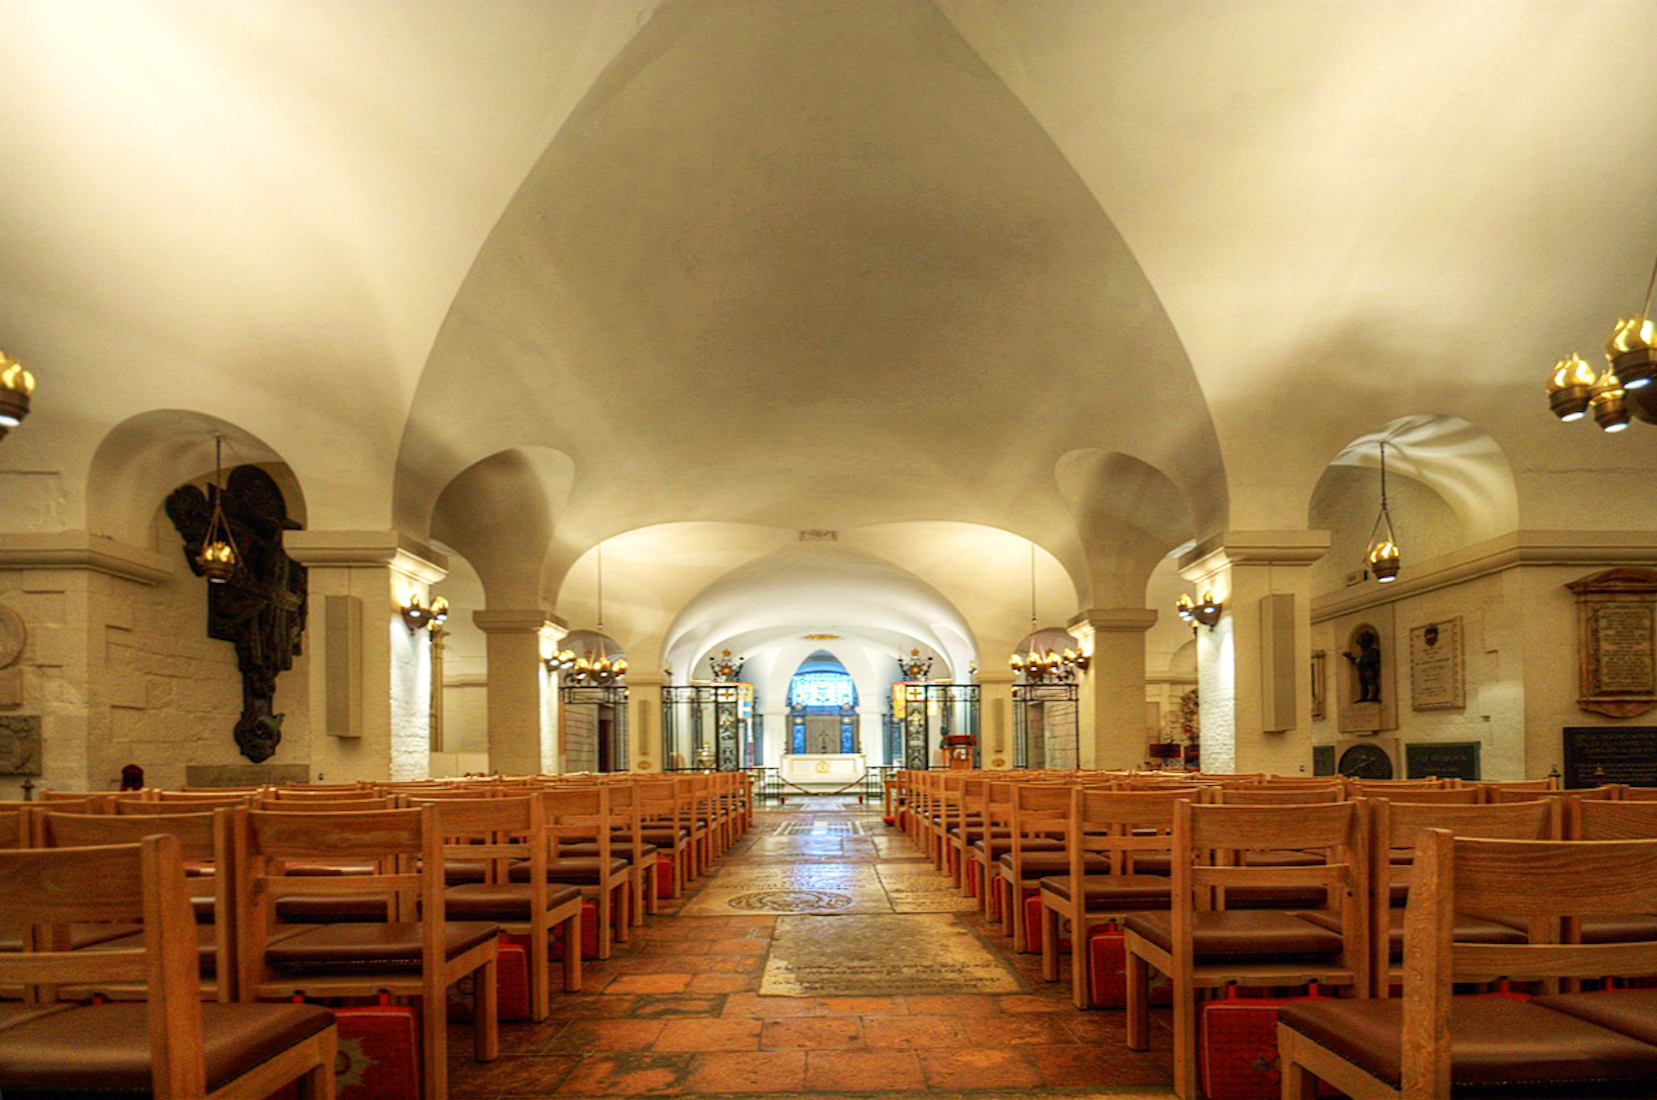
[[2, 0, 1654, 674]]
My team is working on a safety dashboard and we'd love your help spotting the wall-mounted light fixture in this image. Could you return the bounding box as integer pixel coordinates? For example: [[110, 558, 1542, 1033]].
[[897, 648, 933, 680], [401, 594, 449, 632], [0, 352, 34, 441], [1176, 591, 1222, 629]]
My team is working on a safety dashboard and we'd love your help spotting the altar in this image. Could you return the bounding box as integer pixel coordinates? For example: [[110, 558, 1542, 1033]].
[[779, 752, 866, 792]]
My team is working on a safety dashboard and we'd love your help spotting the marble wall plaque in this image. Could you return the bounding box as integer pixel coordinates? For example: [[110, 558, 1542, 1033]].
[[1567, 568, 1657, 719], [0, 715, 42, 775], [1409, 618, 1464, 710], [1563, 726, 1657, 788]]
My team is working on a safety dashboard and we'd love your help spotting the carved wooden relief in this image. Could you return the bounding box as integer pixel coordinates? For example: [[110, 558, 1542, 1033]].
[[166, 466, 307, 762]]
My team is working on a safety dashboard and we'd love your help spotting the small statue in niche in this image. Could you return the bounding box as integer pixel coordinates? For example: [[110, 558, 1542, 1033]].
[[1344, 628, 1382, 704], [165, 465, 307, 763]]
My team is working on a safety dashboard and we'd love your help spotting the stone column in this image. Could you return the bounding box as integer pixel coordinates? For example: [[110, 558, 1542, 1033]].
[[626, 675, 663, 773], [284, 530, 448, 783], [976, 670, 1016, 769], [472, 609, 565, 776], [1179, 531, 1329, 775], [1069, 609, 1159, 769]]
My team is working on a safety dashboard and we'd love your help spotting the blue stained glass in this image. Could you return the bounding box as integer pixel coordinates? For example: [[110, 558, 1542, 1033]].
[[789, 672, 855, 708]]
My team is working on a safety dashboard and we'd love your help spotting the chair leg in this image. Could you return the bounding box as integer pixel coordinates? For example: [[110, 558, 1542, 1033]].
[[475, 955, 499, 1062], [296, 1026, 338, 1100], [597, 889, 614, 960], [530, 928, 551, 1021], [1278, 1030, 1321, 1100], [1172, 981, 1197, 1100], [423, 977, 448, 1100], [1125, 951, 1149, 1049], [612, 881, 631, 945], [1040, 904, 1061, 981], [563, 907, 583, 991], [1071, 922, 1091, 1009]]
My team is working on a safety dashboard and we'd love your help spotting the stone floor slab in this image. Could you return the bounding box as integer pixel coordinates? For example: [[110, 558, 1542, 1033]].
[[759, 914, 1025, 997]]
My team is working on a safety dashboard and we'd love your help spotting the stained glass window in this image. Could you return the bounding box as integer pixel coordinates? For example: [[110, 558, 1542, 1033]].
[[789, 671, 855, 709]]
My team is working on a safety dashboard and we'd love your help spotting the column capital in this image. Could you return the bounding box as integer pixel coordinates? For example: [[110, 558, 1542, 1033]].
[[472, 609, 567, 640], [1179, 529, 1330, 583], [1068, 608, 1159, 635], [284, 529, 448, 585]]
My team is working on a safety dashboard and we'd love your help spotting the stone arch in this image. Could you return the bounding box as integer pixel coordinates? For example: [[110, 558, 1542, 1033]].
[[87, 410, 303, 550], [1055, 449, 1198, 608], [430, 447, 574, 610]]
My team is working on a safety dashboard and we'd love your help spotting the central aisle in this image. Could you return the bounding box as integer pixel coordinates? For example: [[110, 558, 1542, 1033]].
[[449, 796, 1175, 1098]]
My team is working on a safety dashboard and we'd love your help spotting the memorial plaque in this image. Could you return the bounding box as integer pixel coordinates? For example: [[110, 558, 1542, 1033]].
[[760, 914, 1024, 996], [1405, 740, 1481, 781], [1568, 568, 1657, 719], [1563, 726, 1657, 789], [1409, 618, 1464, 710], [1312, 745, 1335, 777], [184, 763, 310, 788], [0, 715, 42, 775]]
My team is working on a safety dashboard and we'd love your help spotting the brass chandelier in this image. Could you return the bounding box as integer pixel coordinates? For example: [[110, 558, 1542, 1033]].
[[197, 435, 240, 583], [548, 542, 627, 686], [1007, 543, 1088, 682], [0, 352, 34, 442], [1546, 253, 1657, 432], [1365, 441, 1401, 583]]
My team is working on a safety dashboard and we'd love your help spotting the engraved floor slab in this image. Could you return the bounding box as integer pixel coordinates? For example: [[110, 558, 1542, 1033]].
[[876, 862, 982, 912], [679, 862, 890, 915], [760, 913, 1025, 996]]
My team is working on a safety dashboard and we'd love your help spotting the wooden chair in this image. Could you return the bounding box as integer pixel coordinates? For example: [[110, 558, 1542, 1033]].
[[1350, 785, 1480, 805], [512, 786, 631, 960], [1475, 777, 1558, 800], [1123, 799, 1369, 1100], [416, 794, 583, 1021], [116, 794, 251, 813], [604, 781, 661, 923], [1488, 783, 1618, 803], [1277, 831, 1657, 1100], [1562, 797, 1657, 947], [635, 777, 692, 900], [0, 834, 337, 1099], [234, 805, 500, 1100], [995, 783, 1088, 951], [1213, 786, 1344, 805], [1350, 797, 1554, 996], [1039, 787, 1185, 1007], [33, 807, 240, 1002]]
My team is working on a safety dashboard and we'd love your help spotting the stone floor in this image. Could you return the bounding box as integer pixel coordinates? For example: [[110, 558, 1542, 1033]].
[[449, 798, 1175, 1098]]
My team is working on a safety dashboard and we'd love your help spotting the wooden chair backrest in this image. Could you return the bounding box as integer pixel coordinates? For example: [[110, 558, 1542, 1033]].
[[0, 802, 28, 849], [416, 794, 544, 895], [1072, 787, 1188, 877], [254, 794, 401, 812], [117, 794, 250, 813], [156, 788, 263, 801], [1476, 778, 1557, 796], [264, 786, 373, 800], [0, 835, 209, 1096], [235, 806, 438, 991], [1402, 831, 1657, 1096], [1364, 786, 1480, 805], [538, 785, 613, 858], [33, 792, 113, 812], [1215, 786, 1344, 805], [1621, 786, 1657, 802], [1181, 800, 1365, 921], [1007, 783, 1071, 864], [1489, 784, 1617, 804], [634, 778, 685, 827], [1568, 797, 1657, 840]]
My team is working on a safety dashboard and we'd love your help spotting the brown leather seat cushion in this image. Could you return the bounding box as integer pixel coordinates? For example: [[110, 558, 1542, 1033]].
[[0, 1000, 335, 1095], [969, 837, 1065, 858], [1220, 885, 1330, 909], [0, 1003, 77, 1035], [444, 858, 490, 886], [562, 842, 659, 862], [1243, 849, 1327, 868], [82, 925, 221, 977], [1300, 909, 1526, 960], [266, 920, 500, 972], [1123, 910, 1345, 961], [1277, 996, 1657, 1091], [1038, 874, 1173, 909], [274, 893, 390, 924], [1532, 990, 1657, 1045], [0, 924, 142, 953], [997, 852, 1112, 878], [445, 883, 584, 921], [508, 857, 630, 885], [636, 829, 688, 846]]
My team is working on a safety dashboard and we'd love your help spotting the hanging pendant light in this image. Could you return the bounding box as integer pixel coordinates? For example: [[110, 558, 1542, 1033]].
[[197, 435, 240, 584], [550, 542, 627, 686], [1365, 441, 1401, 584], [1008, 542, 1087, 681], [1547, 251, 1657, 429], [0, 352, 35, 441]]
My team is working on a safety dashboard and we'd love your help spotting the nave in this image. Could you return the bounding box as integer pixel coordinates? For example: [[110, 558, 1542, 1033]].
[[447, 795, 1174, 1099]]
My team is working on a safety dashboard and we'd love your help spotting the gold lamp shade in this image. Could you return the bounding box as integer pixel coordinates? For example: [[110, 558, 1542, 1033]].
[[0, 353, 34, 439]]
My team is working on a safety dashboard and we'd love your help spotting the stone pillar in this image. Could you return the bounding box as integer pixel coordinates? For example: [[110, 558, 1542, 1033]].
[[1179, 531, 1329, 775], [284, 530, 448, 783], [1069, 609, 1159, 769], [472, 609, 565, 776], [627, 675, 663, 773], [976, 670, 1015, 769]]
